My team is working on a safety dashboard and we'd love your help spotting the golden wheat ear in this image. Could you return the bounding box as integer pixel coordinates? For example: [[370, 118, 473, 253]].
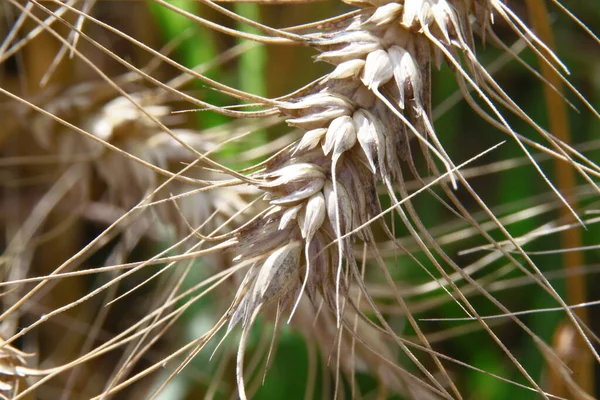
[[206, 1, 600, 398], [1, 0, 599, 399]]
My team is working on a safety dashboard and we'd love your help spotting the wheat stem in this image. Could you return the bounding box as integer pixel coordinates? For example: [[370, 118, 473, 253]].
[[525, 0, 593, 397]]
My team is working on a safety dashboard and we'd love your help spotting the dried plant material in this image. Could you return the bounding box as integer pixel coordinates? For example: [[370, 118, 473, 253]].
[[0, 0, 599, 399], [0, 339, 28, 398]]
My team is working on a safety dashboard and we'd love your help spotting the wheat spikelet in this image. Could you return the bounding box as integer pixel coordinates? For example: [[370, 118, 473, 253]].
[[0, 0, 599, 399], [204, 2, 599, 398]]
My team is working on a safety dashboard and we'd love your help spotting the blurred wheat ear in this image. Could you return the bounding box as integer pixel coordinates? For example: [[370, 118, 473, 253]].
[[0, 0, 599, 399]]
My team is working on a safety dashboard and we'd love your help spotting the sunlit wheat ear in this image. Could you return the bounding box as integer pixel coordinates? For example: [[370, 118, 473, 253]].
[[187, 0, 600, 398], [1, 0, 599, 398]]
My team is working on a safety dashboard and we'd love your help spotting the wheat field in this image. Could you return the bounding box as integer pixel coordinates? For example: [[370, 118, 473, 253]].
[[0, 1, 599, 399]]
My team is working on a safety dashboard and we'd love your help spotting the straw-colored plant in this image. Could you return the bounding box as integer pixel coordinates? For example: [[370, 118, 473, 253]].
[[0, 0, 599, 399]]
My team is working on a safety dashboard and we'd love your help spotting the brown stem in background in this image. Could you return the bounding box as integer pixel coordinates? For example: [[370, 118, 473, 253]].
[[524, 0, 593, 398]]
